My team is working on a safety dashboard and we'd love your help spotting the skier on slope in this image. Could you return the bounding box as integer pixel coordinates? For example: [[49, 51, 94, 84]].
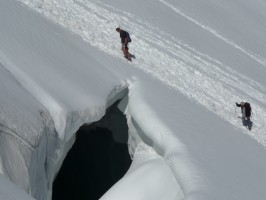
[[236, 102, 252, 120], [116, 27, 131, 60]]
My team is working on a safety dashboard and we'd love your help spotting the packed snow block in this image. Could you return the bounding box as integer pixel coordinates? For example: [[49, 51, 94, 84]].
[[111, 96, 185, 199], [0, 131, 50, 200], [0, 120, 56, 200], [0, 62, 58, 199], [100, 140, 184, 200], [0, 65, 49, 199]]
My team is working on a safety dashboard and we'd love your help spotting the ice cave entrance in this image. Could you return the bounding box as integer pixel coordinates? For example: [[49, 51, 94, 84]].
[[52, 101, 131, 200]]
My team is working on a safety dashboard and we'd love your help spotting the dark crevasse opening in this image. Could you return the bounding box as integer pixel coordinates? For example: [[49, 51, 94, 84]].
[[52, 101, 132, 200]]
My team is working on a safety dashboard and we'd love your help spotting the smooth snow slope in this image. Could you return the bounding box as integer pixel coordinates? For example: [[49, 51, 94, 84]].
[[0, 0, 266, 200]]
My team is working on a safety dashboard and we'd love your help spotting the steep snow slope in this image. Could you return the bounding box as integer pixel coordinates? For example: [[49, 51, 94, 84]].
[[20, 0, 266, 146], [0, 0, 266, 200]]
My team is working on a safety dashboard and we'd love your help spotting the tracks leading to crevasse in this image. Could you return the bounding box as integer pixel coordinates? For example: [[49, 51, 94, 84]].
[[18, 0, 266, 146]]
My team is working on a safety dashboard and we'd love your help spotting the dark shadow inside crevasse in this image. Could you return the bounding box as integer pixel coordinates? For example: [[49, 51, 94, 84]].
[[52, 101, 131, 200]]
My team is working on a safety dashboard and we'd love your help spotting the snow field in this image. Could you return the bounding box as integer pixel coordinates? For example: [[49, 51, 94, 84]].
[[1, 0, 266, 200], [18, 0, 266, 146]]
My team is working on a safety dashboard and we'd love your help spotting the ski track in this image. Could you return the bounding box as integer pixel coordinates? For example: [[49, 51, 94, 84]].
[[18, 0, 266, 147], [158, 0, 266, 68]]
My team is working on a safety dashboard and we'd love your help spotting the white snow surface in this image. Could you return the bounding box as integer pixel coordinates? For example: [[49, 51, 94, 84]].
[[0, 0, 266, 199]]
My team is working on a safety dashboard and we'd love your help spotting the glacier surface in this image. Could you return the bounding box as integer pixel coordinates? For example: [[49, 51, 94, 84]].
[[0, 0, 266, 200]]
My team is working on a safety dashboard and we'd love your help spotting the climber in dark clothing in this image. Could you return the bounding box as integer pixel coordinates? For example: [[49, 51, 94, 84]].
[[236, 102, 252, 120], [116, 27, 131, 60]]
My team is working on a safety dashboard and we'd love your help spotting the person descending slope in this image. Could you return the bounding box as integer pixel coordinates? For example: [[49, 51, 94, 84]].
[[236, 102, 252, 120], [116, 27, 132, 61]]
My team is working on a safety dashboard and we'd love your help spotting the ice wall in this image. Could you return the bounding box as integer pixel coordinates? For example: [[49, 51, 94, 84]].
[[0, 75, 131, 200]]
